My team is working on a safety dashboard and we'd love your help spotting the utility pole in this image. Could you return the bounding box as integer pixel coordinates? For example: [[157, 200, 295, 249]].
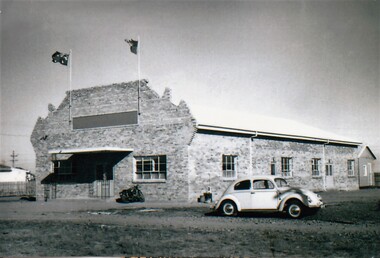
[[10, 150, 18, 167]]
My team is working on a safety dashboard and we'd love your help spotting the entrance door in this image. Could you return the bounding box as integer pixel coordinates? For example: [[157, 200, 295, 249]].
[[325, 163, 334, 189], [94, 164, 113, 198]]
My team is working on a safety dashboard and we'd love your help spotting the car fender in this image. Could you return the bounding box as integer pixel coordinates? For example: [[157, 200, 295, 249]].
[[215, 194, 242, 211], [278, 193, 307, 211]]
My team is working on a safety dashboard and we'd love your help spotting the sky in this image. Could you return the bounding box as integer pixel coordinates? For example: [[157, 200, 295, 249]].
[[0, 0, 379, 171]]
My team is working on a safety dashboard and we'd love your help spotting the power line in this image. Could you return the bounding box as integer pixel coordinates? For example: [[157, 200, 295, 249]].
[[10, 150, 18, 167]]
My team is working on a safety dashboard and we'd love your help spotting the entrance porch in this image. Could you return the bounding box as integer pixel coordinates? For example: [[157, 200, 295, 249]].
[[43, 147, 132, 199]]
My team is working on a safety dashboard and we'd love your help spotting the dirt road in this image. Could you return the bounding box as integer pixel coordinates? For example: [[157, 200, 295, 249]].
[[0, 189, 379, 257]]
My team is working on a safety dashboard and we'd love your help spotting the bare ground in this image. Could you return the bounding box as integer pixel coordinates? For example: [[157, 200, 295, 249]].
[[0, 189, 379, 257]]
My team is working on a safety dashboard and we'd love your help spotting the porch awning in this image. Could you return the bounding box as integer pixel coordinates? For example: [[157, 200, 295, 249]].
[[48, 147, 133, 154]]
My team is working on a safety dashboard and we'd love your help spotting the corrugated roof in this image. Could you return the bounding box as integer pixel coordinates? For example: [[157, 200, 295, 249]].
[[190, 105, 361, 145]]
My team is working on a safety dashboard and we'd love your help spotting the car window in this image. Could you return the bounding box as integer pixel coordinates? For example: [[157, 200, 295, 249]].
[[253, 180, 275, 190], [234, 180, 251, 190], [274, 178, 289, 187]]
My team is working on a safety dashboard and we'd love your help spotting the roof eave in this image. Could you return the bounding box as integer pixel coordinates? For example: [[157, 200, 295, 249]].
[[197, 124, 362, 146]]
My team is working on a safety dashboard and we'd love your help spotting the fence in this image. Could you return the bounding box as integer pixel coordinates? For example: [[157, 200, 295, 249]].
[[375, 173, 380, 187], [0, 181, 36, 197]]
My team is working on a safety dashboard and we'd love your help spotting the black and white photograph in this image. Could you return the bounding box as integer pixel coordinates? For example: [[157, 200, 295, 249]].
[[0, 0, 379, 257]]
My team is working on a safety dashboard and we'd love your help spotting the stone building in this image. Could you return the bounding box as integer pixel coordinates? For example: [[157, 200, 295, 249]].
[[31, 80, 362, 202]]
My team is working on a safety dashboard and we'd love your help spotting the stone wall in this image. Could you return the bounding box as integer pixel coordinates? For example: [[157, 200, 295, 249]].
[[252, 138, 359, 191], [189, 133, 359, 202], [31, 81, 196, 201], [188, 133, 252, 202]]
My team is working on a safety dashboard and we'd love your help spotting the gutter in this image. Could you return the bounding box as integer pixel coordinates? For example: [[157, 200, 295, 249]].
[[197, 124, 361, 146]]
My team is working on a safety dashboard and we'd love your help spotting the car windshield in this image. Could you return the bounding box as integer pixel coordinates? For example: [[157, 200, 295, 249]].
[[274, 178, 289, 188]]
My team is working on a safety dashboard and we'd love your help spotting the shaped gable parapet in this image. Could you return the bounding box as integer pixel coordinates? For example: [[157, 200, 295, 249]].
[[178, 100, 190, 113], [162, 88, 172, 100]]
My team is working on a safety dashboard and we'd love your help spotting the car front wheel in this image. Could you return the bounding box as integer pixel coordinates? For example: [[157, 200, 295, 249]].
[[286, 200, 304, 219], [220, 200, 237, 216]]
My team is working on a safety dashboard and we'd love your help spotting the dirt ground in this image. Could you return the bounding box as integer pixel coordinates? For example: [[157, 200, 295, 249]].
[[0, 189, 379, 257]]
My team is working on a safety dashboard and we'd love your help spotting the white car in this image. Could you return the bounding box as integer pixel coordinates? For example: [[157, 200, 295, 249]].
[[213, 176, 324, 219]]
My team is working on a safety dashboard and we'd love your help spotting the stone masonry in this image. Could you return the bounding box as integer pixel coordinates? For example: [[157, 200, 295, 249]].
[[31, 81, 196, 201], [188, 133, 359, 201], [31, 80, 360, 202]]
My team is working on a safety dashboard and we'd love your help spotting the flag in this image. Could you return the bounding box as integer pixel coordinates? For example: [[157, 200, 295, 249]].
[[52, 51, 69, 66], [125, 39, 138, 54]]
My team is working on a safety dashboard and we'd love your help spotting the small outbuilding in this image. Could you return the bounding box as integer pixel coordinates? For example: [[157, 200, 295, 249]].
[[358, 146, 377, 188], [31, 81, 363, 202]]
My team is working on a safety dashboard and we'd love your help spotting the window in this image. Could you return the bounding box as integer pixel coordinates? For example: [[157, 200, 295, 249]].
[[274, 178, 289, 187], [53, 160, 73, 181], [363, 165, 367, 176], [347, 160, 355, 177], [270, 159, 276, 175], [281, 157, 293, 177], [135, 155, 167, 180], [234, 180, 251, 190], [222, 155, 237, 179], [326, 160, 333, 176], [253, 180, 275, 190], [312, 158, 321, 177]]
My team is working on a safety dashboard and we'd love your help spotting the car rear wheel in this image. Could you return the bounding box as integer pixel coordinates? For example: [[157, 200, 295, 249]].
[[286, 200, 304, 219], [220, 200, 237, 216]]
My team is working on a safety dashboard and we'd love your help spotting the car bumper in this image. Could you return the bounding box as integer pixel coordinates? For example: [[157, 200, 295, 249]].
[[308, 201, 324, 209]]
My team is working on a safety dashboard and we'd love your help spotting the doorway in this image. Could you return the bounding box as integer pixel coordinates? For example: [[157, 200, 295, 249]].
[[325, 163, 334, 189], [94, 163, 114, 198]]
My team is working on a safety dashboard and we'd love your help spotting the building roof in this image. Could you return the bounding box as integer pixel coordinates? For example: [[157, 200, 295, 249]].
[[190, 105, 361, 146], [358, 146, 377, 159]]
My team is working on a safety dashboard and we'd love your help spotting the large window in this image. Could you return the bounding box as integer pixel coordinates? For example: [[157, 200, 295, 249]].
[[135, 155, 167, 180], [347, 160, 355, 177], [281, 157, 293, 177], [311, 158, 321, 177], [53, 160, 73, 181], [222, 155, 237, 179]]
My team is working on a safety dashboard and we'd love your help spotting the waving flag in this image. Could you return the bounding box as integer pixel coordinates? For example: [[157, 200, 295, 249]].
[[125, 39, 138, 54], [52, 51, 69, 66]]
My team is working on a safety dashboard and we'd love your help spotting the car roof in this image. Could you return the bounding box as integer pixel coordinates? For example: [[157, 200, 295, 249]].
[[234, 175, 284, 182]]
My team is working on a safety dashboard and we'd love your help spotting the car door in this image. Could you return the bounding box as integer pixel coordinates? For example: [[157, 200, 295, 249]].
[[250, 179, 279, 210], [231, 179, 252, 210]]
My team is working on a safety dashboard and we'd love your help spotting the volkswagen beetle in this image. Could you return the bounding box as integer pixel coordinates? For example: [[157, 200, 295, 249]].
[[213, 176, 324, 219]]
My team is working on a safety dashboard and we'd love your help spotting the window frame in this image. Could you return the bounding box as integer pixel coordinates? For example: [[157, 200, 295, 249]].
[[234, 180, 251, 191], [253, 179, 275, 190], [53, 160, 74, 181], [347, 159, 355, 177], [270, 158, 276, 175], [311, 158, 321, 177], [281, 157, 293, 178], [134, 155, 167, 183], [222, 154, 238, 180], [326, 160, 333, 176]]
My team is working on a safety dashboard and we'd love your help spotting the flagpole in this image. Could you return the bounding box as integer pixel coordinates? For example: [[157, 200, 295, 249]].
[[69, 49, 72, 125], [137, 35, 141, 116]]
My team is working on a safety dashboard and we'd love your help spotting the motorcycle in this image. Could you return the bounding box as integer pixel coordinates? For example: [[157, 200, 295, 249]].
[[119, 185, 145, 203]]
